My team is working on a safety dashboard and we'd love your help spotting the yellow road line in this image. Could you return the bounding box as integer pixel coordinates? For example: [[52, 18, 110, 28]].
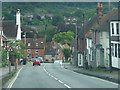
[[6, 66, 23, 90]]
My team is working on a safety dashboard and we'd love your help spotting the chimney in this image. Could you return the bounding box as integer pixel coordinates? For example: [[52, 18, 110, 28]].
[[100, 4, 103, 16], [96, 3, 100, 15]]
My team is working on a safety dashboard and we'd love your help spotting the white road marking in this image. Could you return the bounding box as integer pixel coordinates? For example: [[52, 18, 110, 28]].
[[64, 84, 71, 88], [54, 77, 58, 80], [43, 63, 72, 88], [58, 80, 63, 84]]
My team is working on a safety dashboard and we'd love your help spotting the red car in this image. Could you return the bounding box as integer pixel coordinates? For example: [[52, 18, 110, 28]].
[[33, 59, 40, 66]]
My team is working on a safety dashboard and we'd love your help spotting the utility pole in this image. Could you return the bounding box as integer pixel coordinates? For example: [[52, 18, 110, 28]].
[[83, 13, 86, 68], [75, 23, 78, 67]]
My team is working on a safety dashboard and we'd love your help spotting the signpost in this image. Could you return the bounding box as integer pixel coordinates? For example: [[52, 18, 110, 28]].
[[7, 46, 14, 52], [7, 46, 14, 72]]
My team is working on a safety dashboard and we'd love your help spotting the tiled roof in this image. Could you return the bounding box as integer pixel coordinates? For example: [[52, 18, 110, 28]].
[[44, 46, 57, 55], [22, 38, 46, 49], [92, 8, 118, 32], [2, 21, 17, 38]]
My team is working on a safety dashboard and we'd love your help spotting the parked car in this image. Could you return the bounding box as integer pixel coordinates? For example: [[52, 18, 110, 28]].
[[38, 57, 43, 63], [33, 59, 40, 66], [54, 60, 63, 64], [30, 58, 35, 62], [23, 58, 27, 65]]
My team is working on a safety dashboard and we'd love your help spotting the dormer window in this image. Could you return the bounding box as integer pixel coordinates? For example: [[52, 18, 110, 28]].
[[36, 43, 38, 46], [28, 43, 30, 46]]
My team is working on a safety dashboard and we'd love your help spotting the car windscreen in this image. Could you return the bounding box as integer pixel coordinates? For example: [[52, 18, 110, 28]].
[[34, 60, 39, 62]]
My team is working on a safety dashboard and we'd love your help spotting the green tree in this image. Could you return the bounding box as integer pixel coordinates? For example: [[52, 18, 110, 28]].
[[52, 14, 64, 26], [8, 40, 26, 59], [53, 31, 74, 45], [62, 47, 71, 61]]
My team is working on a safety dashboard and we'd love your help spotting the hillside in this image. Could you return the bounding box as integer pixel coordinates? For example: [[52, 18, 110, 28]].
[[2, 2, 118, 42]]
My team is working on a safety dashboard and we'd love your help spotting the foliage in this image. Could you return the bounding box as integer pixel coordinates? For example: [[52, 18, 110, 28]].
[[53, 31, 74, 45], [62, 47, 71, 61], [2, 49, 7, 67], [52, 14, 64, 26], [8, 40, 26, 59]]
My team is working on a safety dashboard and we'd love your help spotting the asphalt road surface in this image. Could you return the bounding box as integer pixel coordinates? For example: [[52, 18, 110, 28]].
[[3, 63, 118, 88]]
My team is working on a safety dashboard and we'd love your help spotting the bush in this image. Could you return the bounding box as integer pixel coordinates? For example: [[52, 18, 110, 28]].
[[2, 49, 7, 67]]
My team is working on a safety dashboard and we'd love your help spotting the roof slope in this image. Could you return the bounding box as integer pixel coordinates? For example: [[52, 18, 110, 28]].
[[2, 21, 17, 38]]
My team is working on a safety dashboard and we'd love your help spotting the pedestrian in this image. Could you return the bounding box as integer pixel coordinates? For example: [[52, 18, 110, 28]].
[[20, 58, 23, 65]]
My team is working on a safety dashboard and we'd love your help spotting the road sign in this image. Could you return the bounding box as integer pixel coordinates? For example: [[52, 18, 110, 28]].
[[7, 47, 14, 52]]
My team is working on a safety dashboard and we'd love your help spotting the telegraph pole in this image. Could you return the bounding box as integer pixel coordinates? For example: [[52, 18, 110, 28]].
[[75, 23, 78, 67]]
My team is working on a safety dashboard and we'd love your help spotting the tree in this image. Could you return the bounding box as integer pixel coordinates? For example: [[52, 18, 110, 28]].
[[53, 31, 74, 45], [52, 14, 65, 26], [8, 40, 26, 59], [62, 47, 71, 61]]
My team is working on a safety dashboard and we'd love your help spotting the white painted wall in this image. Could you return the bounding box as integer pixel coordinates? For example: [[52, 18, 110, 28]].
[[99, 32, 109, 68]]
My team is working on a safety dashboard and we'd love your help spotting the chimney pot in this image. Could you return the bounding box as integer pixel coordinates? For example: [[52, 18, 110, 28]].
[[97, 3, 100, 7]]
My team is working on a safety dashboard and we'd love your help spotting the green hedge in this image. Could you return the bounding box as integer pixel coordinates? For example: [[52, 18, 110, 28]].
[[2, 49, 7, 67]]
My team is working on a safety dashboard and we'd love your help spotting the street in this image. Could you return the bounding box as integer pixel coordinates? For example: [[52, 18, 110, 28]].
[[3, 63, 118, 88]]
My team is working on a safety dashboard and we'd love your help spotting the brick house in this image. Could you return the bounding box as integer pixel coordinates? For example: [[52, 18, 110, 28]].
[[44, 43, 57, 62], [22, 36, 46, 60]]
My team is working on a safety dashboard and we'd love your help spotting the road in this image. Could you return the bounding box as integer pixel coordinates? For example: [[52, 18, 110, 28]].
[[3, 63, 118, 88]]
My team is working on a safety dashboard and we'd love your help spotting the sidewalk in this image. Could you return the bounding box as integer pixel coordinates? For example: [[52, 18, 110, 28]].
[[0, 65, 22, 89], [0, 65, 22, 80], [63, 63, 119, 84]]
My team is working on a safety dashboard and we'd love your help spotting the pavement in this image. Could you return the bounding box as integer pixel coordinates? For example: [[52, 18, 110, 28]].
[[0, 64, 22, 89], [63, 63, 119, 84]]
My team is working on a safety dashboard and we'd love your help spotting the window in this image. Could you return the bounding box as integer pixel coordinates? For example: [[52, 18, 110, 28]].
[[112, 23, 114, 34], [116, 23, 119, 34], [36, 43, 38, 46], [27, 49, 31, 53], [115, 44, 117, 57], [118, 44, 120, 58], [35, 50, 39, 53], [28, 43, 30, 46]]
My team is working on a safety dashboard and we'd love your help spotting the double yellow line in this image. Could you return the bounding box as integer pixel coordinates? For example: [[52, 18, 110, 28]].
[[6, 66, 23, 90]]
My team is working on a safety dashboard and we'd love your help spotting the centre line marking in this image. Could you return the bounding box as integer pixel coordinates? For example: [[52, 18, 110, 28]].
[[43, 63, 72, 88], [64, 84, 71, 88], [58, 80, 63, 84]]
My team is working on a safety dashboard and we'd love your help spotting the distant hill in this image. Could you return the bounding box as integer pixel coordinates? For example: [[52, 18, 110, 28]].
[[2, 2, 118, 23]]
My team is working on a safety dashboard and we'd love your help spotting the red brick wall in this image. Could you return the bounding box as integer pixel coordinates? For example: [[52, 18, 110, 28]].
[[25, 49, 45, 60]]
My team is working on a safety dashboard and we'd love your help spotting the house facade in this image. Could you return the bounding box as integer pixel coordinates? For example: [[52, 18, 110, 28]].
[[22, 36, 46, 60], [110, 18, 120, 69], [44, 45, 57, 62]]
